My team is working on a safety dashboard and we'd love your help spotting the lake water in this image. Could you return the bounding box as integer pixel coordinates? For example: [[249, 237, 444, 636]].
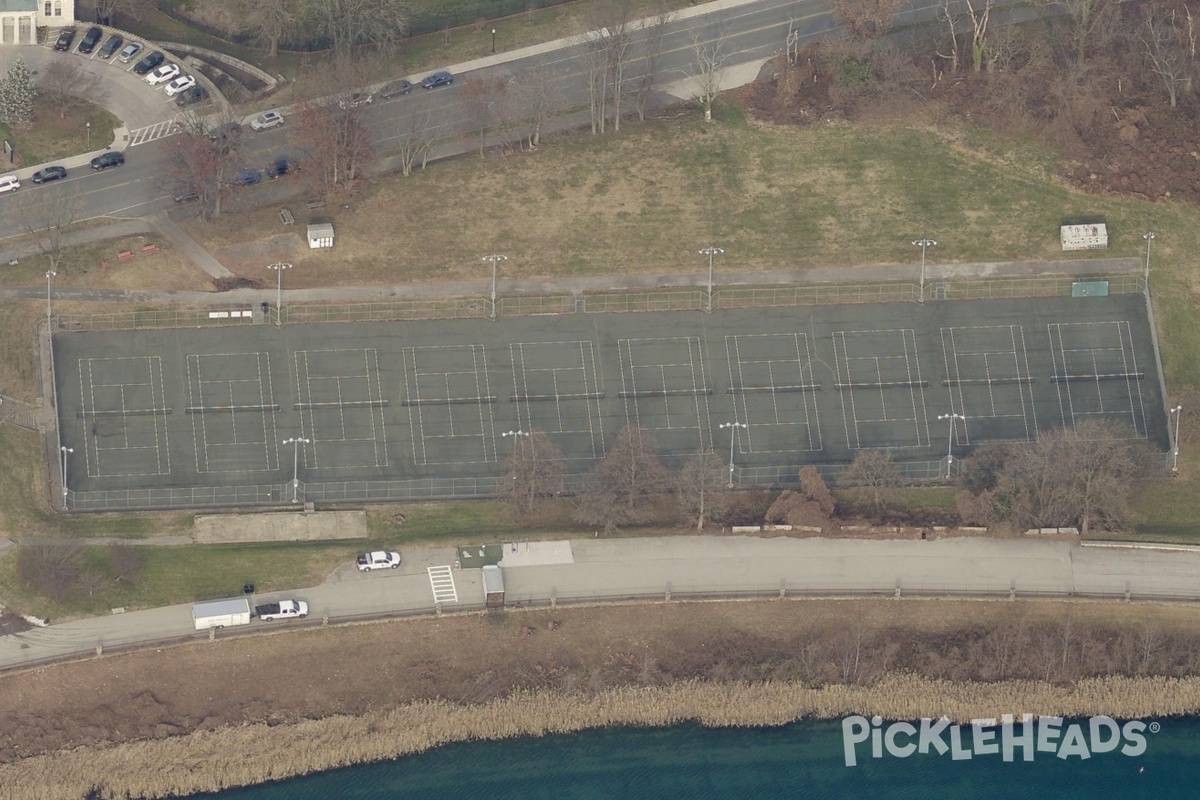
[[195, 717, 1199, 799]]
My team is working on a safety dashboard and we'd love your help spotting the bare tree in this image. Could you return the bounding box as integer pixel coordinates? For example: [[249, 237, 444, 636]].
[[580, 30, 610, 134], [591, 0, 635, 131], [965, 0, 994, 72], [14, 187, 82, 274], [306, 0, 410, 57], [510, 66, 562, 149], [935, 0, 961, 73], [107, 542, 144, 584], [503, 429, 567, 519], [293, 60, 375, 194], [38, 61, 103, 119], [396, 112, 438, 175], [1140, 6, 1193, 107], [841, 450, 902, 512], [462, 76, 507, 157], [93, 0, 151, 25], [236, 0, 297, 58], [16, 544, 82, 603], [573, 424, 668, 531], [831, 0, 902, 38], [964, 419, 1146, 535], [1038, 0, 1119, 67], [675, 450, 727, 530], [634, 9, 674, 121], [686, 31, 729, 121], [162, 129, 228, 219]]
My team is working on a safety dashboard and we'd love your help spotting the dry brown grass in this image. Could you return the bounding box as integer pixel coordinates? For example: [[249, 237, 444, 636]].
[[1, 235, 212, 292], [2, 599, 1200, 798]]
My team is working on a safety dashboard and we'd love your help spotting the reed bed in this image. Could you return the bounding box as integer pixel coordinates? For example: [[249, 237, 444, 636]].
[[4, 674, 1200, 800]]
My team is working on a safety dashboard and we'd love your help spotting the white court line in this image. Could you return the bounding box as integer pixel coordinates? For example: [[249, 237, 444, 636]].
[[295, 349, 389, 469], [511, 341, 603, 458], [405, 345, 495, 466], [725, 333, 822, 453], [618, 337, 710, 449], [79, 356, 170, 478], [427, 565, 458, 604], [833, 330, 928, 450]]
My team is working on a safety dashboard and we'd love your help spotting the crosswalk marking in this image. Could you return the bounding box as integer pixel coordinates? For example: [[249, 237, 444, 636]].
[[128, 120, 180, 147], [427, 565, 458, 604]]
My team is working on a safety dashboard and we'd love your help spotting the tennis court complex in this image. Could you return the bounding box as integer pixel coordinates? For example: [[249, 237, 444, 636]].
[[52, 292, 1169, 509]]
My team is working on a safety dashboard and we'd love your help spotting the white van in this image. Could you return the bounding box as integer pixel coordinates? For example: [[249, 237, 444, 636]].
[[0, 175, 19, 193]]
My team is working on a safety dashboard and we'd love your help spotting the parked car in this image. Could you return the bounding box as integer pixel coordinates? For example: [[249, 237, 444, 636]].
[[52, 28, 76, 52], [356, 551, 401, 572], [266, 158, 295, 178], [421, 70, 453, 89], [175, 85, 209, 107], [250, 111, 284, 131], [97, 34, 123, 59], [163, 75, 196, 97], [0, 175, 20, 194], [89, 151, 125, 170], [116, 41, 143, 63], [31, 166, 67, 184], [379, 79, 412, 99], [77, 26, 102, 54], [133, 51, 165, 76], [338, 91, 373, 109], [230, 168, 263, 187], [145, 62, 180, 85], [253, 600, 309, 622]]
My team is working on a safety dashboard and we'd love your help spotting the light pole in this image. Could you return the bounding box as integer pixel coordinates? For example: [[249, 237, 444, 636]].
[[1142, 231, 1156, 292], [85, 121, 90, 149], [45, 270, 56, 326], [483, 253, 507, 321], [718, 421, 747, 487], [282, 437, 310, 503], [59, 445, 73, 506], [699, 247, 724, 313], [267, 262, 291, 324], [1171, 405, 1182, 473], [937, 413, 965, 478], [491, 28, 496, 54], [912, 238, 936, 303]]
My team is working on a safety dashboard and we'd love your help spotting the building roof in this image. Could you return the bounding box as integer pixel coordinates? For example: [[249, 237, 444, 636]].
[[0, 0, 39, 12]]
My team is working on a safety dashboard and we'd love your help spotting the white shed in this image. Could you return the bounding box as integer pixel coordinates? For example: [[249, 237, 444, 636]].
[[307, 222, 334, 249]]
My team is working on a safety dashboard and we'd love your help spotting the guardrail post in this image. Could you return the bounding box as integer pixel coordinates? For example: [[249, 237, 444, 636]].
[[322, 614, 329, 626], [894, 585, 901, 599], [208, 628, 215, 640], [550, 591, 556, 609], [95, 644, 103, 657], [665, 582, 671, 602], [435, 602, 442, 617], [779, 579, 786, 599]]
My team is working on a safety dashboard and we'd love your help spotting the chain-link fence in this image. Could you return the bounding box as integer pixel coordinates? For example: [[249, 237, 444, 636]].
[[56, 308, 257, 332]]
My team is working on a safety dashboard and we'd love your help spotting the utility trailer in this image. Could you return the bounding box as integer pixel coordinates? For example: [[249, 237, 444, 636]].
[[192, 598, 251, 630]]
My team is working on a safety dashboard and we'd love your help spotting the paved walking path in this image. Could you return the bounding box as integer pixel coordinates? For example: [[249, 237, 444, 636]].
[[0, 534, 1195, 672]]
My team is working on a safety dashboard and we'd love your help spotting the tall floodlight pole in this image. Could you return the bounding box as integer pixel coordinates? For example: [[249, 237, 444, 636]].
[[937, 413, 965, 478], [1171, 405, 1183, 473], [45, 270, 56, 326], [491, 28, 497, 53], [267, 262, 291, 325], [59, 445, 73, 507], [699, 247, 724, 313], [1143, 231, 1156, 292], [282, 437, 310, 503], [912, 238, 936, 303], [718, 421, 748, 487], [483, 254, 508, 321]]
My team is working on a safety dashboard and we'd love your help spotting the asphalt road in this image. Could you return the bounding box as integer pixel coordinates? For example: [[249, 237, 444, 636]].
[[0, 0, 1039, 229], [3, 536, 1199, 672]]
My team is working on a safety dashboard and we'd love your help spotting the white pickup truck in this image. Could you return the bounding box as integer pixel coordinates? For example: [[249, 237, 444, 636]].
[[356, 551, 401, 572], [252, 599, 309, 621]]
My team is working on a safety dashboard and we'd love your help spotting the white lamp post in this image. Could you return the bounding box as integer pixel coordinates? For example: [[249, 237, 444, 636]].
[[718, 421, 747, 486], [59, 445, 73, 506], [1143, 231, 1156, 291], [699, 247, 724, 313], [85, 121, 91, 149], [45, 269, 56, 326], [937, 413, 965, 478], [483, 254, 508, 320], [267, 262, 291, 325], [1171, 405, 1182, 473], [912, 238, 936, 303], [282, 437, 310, 503]]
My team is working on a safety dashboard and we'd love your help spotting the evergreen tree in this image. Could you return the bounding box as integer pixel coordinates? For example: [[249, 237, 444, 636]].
[[0, 57, 36, 128]]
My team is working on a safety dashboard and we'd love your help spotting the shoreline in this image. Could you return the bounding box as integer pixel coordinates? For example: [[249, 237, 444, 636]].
[[4, 674, 1200, 799], [5, 598, 1200, 799]]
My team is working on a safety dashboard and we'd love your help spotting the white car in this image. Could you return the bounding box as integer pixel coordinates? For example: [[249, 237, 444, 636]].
[[250, 111, 284, 131], [0, 174, 19, 194], [356, 551, 401, 572], [163, 75, 196, 98], [145, 63, 180, 86]]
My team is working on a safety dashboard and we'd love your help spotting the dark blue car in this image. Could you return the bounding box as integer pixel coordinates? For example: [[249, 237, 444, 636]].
[[231, 169, 263, 187], [421, 71, 453, 89]]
